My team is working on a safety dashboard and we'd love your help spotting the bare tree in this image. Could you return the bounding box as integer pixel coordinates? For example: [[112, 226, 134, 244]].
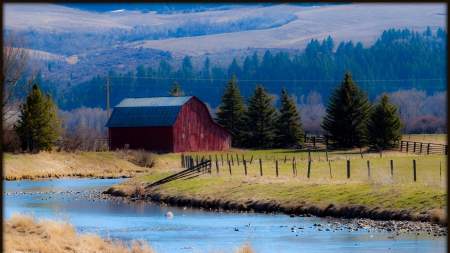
[[389, 89, 427, 124], [59, 106, 108, 135], [2, 31, 38, 122], [295, 91, 326, 135]]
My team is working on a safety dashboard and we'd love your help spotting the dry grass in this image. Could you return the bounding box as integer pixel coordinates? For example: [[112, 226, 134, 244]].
[[3, 213, 156, 253], [2, 151, 150, 180], [4, 214, 258, 253], [430, 209, 447, 226]]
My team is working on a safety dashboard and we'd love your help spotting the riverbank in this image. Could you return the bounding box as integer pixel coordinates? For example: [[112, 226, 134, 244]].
[[105, 151, 447, 227], [2, 151, 178, 180], [3, 150, 447, 227]]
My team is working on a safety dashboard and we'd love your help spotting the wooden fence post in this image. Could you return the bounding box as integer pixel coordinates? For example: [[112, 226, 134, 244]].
[[379, 149, 382, 158], [292, 158, 295, 177], [360, 148, 363, 159], [236, 154, 239, 166], [326, 150, 329, 162], [400, 141, 403, 152], [284, 155, 287, 163], [221, 154, 223, 166], [227, 153, 229, 163], [295, 157, 297, 176], [328, 160, 332, 178], [427, 143, 430, 155], [308, 150, 311, 161], [250, 155, 253, 164], [228, 160, 232, 175], [413, 160, 417, 182], [276, 160, 279, 177], [242, 154, 245, 163], [231, 155, 234, 166], [367, 160, 370, 179], [181, 153, 184, 167], [413, 142, 417, 153], [307, 160, 311, 178], [390, 160, 394, 179], [347, 160, 350, 179], [216, 159, 219, 173], [259, 159, 263, 176], [244, 160, 247, 176], [406, 141, 409, 153], [420, 143, 423, 154]]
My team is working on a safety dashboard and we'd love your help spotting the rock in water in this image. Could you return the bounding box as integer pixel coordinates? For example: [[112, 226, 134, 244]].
[[165, 211, 174, 217]]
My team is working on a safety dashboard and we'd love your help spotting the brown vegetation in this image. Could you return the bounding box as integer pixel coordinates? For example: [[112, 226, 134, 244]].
[[3, 213, 156, 253]]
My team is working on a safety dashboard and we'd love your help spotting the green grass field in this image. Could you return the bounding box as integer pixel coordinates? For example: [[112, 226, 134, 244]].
[[129, 146, 446, 213]]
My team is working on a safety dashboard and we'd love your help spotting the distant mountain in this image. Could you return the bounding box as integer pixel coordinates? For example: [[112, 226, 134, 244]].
[[3, 3, 446, 111]]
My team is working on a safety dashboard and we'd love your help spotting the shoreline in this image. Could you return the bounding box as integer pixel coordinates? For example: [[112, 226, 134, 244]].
[[102, 187, 448, 231], [2, 170, 149, 181]]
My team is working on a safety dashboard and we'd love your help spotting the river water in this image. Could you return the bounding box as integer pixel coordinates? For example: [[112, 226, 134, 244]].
[[3, 179, 446, 253]]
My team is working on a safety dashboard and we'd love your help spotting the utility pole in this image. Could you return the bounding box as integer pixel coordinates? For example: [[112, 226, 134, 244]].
[[106, 76, 111, 120]]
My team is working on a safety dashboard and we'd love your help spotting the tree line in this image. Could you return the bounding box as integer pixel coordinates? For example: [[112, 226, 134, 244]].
[[55, 27, 446, 114], [209, 71, 404, 150]]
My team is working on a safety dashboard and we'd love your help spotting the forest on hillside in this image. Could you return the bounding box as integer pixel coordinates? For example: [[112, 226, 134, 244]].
[[49, 27, 447, 111]]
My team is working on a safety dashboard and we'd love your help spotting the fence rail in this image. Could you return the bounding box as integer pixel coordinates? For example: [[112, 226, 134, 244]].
[[146, 159, 211, 188], [400, 141, 447, 155]]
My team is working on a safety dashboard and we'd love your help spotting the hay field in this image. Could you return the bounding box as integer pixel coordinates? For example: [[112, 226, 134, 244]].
[[3, 3, 446, 56]]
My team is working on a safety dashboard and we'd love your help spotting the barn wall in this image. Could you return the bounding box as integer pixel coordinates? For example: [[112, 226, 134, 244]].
[[173, 97, 231, 152], [109, 126, 174, 152]]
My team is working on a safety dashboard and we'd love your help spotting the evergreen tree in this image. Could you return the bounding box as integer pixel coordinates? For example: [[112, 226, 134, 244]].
[[215, 73, 246, 147], [168, 80, 184, 96], [322, 71, 371, 148], [14, 83, 65, 153], [244, 84, 278, 148], [274, 86, 304, 148], [366, 93, 403, 149]]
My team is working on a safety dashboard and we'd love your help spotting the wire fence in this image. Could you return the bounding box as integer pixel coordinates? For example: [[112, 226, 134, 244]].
[[180, 151, 447, 186]]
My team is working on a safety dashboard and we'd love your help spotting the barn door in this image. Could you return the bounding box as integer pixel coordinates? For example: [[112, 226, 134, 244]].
[[189, 134, 197, 152]]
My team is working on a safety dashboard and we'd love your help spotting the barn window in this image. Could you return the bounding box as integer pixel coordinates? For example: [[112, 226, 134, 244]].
[[201, 133, 204, 138], [182, 133, 186, 139]]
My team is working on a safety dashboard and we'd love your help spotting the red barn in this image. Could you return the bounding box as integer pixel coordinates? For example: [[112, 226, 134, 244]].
[[105, 96, 231, 153]]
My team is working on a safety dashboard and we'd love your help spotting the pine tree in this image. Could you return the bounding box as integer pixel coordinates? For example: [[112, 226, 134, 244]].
[[215, 73, 246, 147], [366, 93, 403, 149], [14, 83, 65, 153], [322, 71, 371, 148], [275, 86, 304, 148], [168, 80, 184, 96], [245, 84, 278, 148]]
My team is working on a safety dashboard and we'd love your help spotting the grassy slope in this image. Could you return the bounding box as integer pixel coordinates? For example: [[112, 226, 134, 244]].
[[2, 151, 176, 180], [127, 152, 446, 212]]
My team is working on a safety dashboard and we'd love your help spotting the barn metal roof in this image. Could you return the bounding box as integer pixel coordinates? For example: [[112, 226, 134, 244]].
[[105, 96, 193, 127]]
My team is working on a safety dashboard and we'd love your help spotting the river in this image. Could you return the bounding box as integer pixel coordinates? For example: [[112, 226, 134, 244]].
[[3, 178, 446, 253]]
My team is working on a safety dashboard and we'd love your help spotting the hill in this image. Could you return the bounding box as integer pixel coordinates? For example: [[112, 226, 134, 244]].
[[2, 3, 447, 111]]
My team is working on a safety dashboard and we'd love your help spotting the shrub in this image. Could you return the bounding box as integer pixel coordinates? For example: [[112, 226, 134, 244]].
[[3, 129, 21, 152], [134, 149, 156, 168], [130, 183, 145, 199]]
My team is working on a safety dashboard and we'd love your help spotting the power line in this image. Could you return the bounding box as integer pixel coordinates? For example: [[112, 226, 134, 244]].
[[86, 75, 447, 84]]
